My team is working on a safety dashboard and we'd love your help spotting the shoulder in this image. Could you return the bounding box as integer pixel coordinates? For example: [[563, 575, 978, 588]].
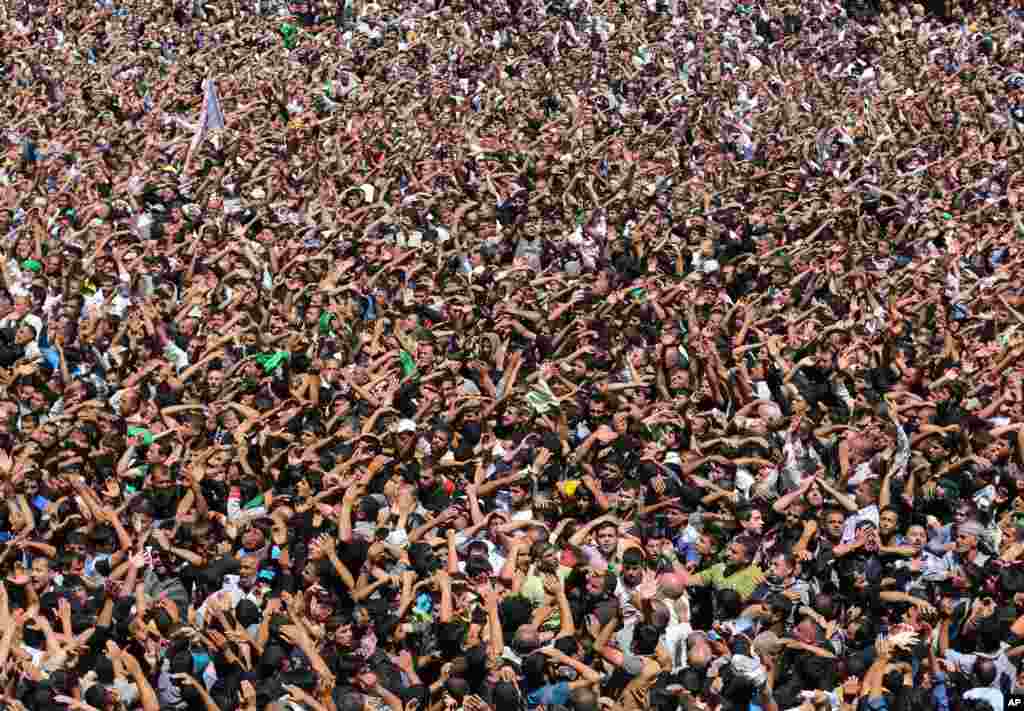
[[530, 682, 571, 705]]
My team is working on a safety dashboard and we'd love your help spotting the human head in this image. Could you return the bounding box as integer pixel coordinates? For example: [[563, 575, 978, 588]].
[[29, 556, 52, 592], [658, 571, 685, 600], [531, 541, 560, 574], [822, 507, 846, 541], [768, 552, 796, 583], [855, 479, 880, 508], [237, 555, 259, 592], [621, 547, 645, 587], [973, 657, 997, 687], [569, 687, 599, 711], [956, 520, 982, 556], [594, 520, 619, 558], [872, 499, 895, 529], [727, 537, 756, 566], [905, 524, 926, 549], [632, 623, 661, 656], [737, 507, 764, 535]]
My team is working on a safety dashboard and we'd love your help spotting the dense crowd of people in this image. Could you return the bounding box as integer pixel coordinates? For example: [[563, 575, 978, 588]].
[[2, 0, 1024, 709]]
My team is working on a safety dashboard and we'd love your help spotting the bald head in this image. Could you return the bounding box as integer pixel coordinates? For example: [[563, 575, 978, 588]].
[[650, 600, 671, 630], [687, 634, 711, 669], [514, 624, 539, 649], [658, 572, 685, 600], [974, 658, 997, 686], [569, 687, 599, 711], [794, 618, 818, 645]]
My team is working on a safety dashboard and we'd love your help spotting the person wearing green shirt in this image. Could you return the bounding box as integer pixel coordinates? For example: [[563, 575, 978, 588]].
[[678, 537, 765, 602]]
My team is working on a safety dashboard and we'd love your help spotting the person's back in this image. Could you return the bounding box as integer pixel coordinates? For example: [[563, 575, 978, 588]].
[[964, 658, 1004, 711], [568, 686, 599, 711]]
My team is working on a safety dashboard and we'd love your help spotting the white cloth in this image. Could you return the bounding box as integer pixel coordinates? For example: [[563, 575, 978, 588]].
[[454, 533, 507, 574], [841, 504, 879, 545], [946, 648, 1015, 691], [614, 578, 642, 625], [158, 656, 217, 707], [195, 578, 264, 628], [4, 259, 31, 297], [663, 621, 692, 672], [83, 286, 132, 318], [964, 686, 1004, 711]]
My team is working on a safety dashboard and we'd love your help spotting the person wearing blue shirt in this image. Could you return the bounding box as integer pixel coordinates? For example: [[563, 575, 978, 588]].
[[522, 646, 602, 709]]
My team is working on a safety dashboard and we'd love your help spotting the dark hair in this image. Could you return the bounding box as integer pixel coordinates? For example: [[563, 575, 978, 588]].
[[522, 652, 547, 688], [843, 654, 868, 680], [767, 593, 794, 622], [861, 479, 882, 501], [973, 658, 997, 686], [716, 589, 743, 619], [569, 687, 599, 711], [813, 593, 836, 621], [975, 616, 1003, 654], [337, 693, 366, 711], [733, 536, 758, 562], [772, 550, 796, 571], [499, 596, 535, 643], [823, 506, 847, 521], [633, 624, 660, 656], [622, 547, 645, 568], [491, 681, 524, 711]]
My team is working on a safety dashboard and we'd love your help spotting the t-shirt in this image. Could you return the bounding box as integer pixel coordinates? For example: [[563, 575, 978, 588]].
[[841, 505, 879, 545], [454, 533, 507, 574], [617, 620, 693, 673], [691, 563, 764, 601], [964, 687, 1004, 711], [946, 648, 1015, 691], [526, 681, 571, 709], [520, 565, 572, 607]]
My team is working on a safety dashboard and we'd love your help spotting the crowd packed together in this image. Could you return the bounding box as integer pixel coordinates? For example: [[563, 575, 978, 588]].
[[4, 0, 1024, 709]]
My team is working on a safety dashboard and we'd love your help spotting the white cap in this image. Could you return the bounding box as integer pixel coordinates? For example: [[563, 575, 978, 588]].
[[396, 418, 417, 434]]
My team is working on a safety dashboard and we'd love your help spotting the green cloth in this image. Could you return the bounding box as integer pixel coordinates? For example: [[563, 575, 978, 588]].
[[691, 563, 764, 601], [21, 259, 42, 273], [281, 23, 298, 49], [319, 312, 336, 335], [127, 427, 155, 446], [526, 380, 559, 414], [520, 566, 573, 607], [399, 350, 418, 378], [937, 478, 961, 500], [254, 351, 290, 373]]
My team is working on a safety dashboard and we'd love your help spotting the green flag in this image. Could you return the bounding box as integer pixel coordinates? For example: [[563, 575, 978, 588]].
[[281, 23, 298, 49], [399, 350, 418, 378], [254, 351, 290, 373]]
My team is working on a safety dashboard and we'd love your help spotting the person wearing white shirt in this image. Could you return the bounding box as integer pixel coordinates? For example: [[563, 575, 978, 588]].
[[944, 619, 1015, 694], [964, 685, 1003, 711], [195, 556, 265, 628], [839, 481, 882, 546]]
